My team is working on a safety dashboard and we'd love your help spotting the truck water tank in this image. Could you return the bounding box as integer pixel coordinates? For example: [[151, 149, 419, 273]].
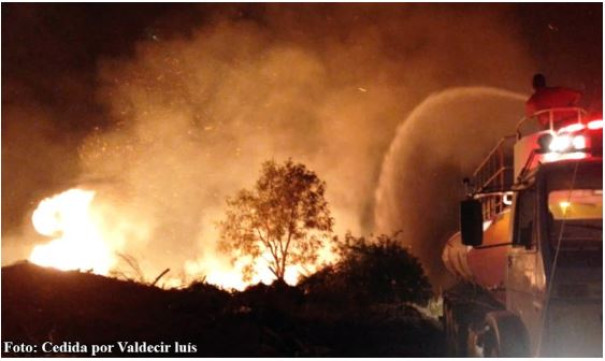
[[442, 210, 511, 289]]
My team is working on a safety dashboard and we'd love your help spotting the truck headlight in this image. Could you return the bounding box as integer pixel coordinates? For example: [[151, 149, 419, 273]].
[[572, 135, 587, 150], [548, 134, 587, 153], [549, 135, 572, 152]]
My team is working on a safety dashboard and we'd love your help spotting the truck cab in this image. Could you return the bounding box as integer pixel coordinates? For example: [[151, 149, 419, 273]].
[[443, 108, 603, 357]]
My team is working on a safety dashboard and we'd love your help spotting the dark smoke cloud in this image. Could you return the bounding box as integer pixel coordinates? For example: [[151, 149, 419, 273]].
[[2, 4, 601, 284]]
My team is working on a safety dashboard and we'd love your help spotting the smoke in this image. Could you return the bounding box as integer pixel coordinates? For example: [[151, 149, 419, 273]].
[[1, 100, 82, 249], [3, 4, 539, 283], [374, 87, 527, 288]]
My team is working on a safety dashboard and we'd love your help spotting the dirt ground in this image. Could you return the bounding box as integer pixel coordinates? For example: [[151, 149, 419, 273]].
[[1, 262, 444, 357]]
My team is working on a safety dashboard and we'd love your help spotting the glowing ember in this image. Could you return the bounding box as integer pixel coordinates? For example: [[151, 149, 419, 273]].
[[29, 189, 115, 275]]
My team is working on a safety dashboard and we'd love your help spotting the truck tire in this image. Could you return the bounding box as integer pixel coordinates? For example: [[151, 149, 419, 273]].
[[482, 311, 530, 357]]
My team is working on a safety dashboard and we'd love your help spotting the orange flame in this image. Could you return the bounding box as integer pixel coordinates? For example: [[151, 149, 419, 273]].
[[29, 189, 115, 275], [28, 188, 337, 290], [185, 252, 303, 291]]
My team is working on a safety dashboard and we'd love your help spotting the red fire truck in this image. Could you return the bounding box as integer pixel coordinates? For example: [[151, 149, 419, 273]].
[[442, 107, 603, 357]]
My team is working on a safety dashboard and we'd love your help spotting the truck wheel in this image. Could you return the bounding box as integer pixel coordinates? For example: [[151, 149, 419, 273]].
[[483, 311, 530, 357], [481, 324, 500, 357], [466, 324, 490, 357], [466, 311, 529, 357]]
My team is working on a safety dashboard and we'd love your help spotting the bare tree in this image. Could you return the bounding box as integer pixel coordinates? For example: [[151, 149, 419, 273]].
[[218, 159, 333, 282]]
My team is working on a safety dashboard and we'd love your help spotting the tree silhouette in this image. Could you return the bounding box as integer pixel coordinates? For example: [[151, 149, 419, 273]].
[[218, 159, 333, 282], [338, 233, 432, 305], [301, 233, 432, 307]]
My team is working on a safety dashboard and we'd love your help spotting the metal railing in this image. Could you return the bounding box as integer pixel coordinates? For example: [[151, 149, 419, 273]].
[[471, 136, 516, 221], [469, 108, 589, 222], [516, 107, 588, 138]]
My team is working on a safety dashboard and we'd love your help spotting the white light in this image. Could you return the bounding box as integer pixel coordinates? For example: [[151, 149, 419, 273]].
[[558, 123, 585, 133], [543, 151, 588, 163], [559, 201, 571, 213], [572, 135, 587, 150], [549, 135, 572, 152], [587, 120, 603, 130], [502, 192, 513, 206]]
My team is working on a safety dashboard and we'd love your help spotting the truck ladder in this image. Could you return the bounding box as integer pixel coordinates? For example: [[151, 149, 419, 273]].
[[471, 136, 515, 222]]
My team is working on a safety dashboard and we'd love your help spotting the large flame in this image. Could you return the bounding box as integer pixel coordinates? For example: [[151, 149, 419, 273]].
[[28, 188, 336, 290], [29, 188, 115, 275]]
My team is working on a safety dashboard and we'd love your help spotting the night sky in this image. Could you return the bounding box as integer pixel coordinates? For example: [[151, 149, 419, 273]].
[[2, 3, 602, 285]]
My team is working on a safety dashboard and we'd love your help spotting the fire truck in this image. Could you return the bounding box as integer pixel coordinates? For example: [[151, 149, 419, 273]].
[[441, 107, 603, 357]]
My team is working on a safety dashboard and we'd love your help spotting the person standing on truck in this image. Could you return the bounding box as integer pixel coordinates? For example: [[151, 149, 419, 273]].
[[525, 73, 582, 128]]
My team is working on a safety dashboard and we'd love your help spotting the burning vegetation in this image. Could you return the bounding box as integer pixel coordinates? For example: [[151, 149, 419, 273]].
[[9, 212, 442, 354], [218, 159, 335, 285], [25, 159, 341, 289], [10, 157, 442, 356], [23, 157, 431, 300]]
